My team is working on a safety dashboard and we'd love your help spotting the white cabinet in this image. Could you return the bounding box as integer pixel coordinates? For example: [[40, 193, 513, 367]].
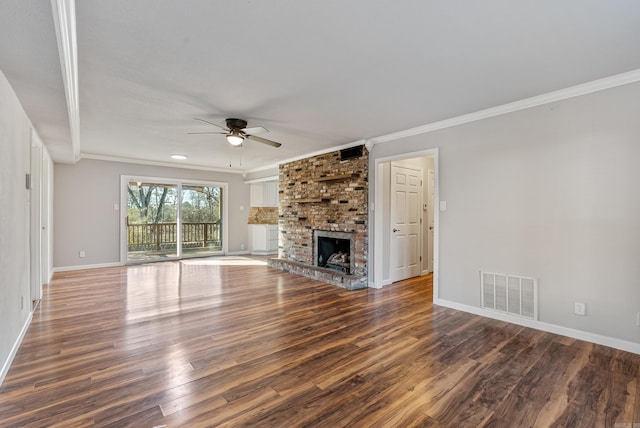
[[250, 181, 278, 207], [250, 224, 278, 255], [248, 180, 278, 255], [250, 183, 264, 207], [263, 181, 278, 207]]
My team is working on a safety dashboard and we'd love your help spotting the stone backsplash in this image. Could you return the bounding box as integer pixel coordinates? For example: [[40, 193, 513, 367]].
[[247, 207, 279, 225]]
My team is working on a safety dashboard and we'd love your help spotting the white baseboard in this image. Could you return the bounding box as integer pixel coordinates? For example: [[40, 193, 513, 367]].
[[434, 298, 640, 355], [0, 312, 32, 386], [368, 278, 395, 288], [226, 251, 251, 256], [250, 250, 278, 256], [53, 262, 122, 273]]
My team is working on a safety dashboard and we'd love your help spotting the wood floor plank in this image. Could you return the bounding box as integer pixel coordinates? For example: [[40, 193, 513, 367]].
[[635, 378, 640, 424], [0, 257, 638, 427]]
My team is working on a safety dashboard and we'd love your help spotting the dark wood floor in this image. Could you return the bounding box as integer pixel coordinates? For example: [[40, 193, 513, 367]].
[[1, 257, 638, 427]]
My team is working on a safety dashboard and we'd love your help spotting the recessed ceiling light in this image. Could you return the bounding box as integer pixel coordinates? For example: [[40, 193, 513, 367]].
[[171, 154, 187, 160]]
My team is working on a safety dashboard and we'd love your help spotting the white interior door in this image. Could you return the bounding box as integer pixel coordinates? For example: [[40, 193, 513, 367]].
[[391, 164, 422, 282]]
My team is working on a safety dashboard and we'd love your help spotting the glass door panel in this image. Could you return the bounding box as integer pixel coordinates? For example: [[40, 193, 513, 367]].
[[181, 185, 223, 256], [127, 181, 179, 262]]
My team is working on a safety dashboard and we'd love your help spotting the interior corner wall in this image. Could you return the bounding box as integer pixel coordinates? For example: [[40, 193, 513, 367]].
[[53, 159, 250, 269], [0, 70, 33, 381], [370, 81, 640, 345], [380, 162, 391, 282]]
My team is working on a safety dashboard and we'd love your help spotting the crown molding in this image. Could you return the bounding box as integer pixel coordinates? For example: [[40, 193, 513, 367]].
[[79, 69, 640, 174], [244, 176, 279, 184], [51, 0, 80, 162], [80, 153, 245, 174], [247, 69, 640, 172], [371, 68, 640, 144]]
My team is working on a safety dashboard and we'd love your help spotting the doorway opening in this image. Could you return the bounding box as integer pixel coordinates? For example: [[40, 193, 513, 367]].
[[373, 148, 438, 299]]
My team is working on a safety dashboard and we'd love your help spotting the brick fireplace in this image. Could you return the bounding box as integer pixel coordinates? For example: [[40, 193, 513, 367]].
[[268, 146, 368, 289]]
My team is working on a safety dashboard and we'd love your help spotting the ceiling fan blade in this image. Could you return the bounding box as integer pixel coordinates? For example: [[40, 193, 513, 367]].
[[243, 126, 269, 135], [194, 117, 228, 131], [246, 134, 282, 148], [187, 131, 226, 135]]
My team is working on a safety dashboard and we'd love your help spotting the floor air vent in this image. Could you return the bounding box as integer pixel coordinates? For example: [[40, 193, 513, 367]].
[[481, 271, 538, 320]]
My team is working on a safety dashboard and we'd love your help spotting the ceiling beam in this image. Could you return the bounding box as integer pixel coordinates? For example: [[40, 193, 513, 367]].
[[50, 0, 80, 162]]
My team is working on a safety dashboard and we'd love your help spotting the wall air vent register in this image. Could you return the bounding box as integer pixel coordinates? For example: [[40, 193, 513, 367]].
[[481, 271, 538, 320]]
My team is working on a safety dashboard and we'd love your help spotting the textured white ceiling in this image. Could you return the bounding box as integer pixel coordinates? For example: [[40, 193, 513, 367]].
[[2, 1, 640, 171]]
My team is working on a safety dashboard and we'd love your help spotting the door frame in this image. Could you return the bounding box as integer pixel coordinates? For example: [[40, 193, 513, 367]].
[[372, 148, 439, 298], [426, 168, 435, 274], [119, 175, 229, 264], [30, 131, 43, 304]]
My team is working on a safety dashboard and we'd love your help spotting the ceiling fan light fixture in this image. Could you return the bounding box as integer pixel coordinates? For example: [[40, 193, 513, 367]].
[[226, 130, 244, 146]]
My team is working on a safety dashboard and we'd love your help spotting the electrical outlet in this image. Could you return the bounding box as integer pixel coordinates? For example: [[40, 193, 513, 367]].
[[637, 312, 640, 327], [241, 244, 245, 250], [574, 302, 586, 316], [79, 250, 86, 258]]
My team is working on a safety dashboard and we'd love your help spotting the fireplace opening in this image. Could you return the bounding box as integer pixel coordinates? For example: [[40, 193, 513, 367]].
[[314, 230, 354, 274]]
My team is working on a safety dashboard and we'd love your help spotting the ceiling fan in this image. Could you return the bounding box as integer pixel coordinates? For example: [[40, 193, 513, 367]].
[[189, 118, 282, 148]]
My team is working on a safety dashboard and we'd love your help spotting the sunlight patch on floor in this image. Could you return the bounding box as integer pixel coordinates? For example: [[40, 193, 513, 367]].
[[180, 256, 269, 267]]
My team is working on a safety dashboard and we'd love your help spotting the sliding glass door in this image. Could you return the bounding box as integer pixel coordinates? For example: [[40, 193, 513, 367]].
[[181, 185, 223, 256], [126, 181, 179, 262], [123, 177, 226, 263]]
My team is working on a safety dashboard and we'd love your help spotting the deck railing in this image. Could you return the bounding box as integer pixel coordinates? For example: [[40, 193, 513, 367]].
[[127, 222, 221, 251]]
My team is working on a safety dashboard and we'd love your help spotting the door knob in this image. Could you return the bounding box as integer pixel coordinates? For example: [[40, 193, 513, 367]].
[[393, 228, 399, 232]]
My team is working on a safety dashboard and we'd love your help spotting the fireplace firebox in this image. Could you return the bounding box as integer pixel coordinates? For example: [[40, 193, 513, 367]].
[[313, 230, 354, 274]]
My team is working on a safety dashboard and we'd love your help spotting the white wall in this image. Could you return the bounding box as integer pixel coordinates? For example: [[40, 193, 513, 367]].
[[370, 82, 640, 345], [0, 70, 33, 382], [54, 159, 250, 269]]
